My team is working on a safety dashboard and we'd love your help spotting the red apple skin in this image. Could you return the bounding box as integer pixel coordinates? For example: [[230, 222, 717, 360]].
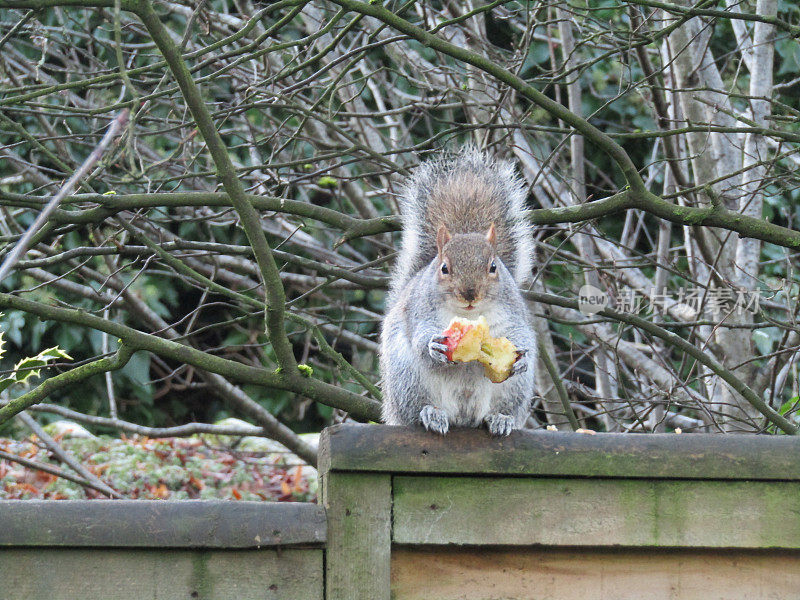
[[441, 321, 474, 361]]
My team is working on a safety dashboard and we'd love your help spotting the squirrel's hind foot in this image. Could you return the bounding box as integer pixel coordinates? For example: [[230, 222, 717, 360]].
[[420, 405, 450, 435], [485, 413, 515, 437]]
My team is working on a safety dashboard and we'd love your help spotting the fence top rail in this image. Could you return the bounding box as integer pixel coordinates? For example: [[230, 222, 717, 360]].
[[0, 500, 326, 548], [319, 425, 800, 481]]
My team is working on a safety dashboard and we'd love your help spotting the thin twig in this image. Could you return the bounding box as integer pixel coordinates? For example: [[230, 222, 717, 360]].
[[0, 448, 114, 497], [15, 411, 121, 498], [0, 109, 128, 283]]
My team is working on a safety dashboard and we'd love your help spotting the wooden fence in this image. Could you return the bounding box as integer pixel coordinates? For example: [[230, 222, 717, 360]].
[[3, 424, 800, 599], [0, 500, 326, 599]]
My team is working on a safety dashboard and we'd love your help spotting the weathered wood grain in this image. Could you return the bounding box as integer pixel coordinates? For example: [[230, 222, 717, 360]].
[[0, 500, 326, 548], [393, 476, 800, 548], [391, 546, 800, 600], [319, 424, 800, 480], [0, 548, 322, 600], [323, 473, 391, 600]]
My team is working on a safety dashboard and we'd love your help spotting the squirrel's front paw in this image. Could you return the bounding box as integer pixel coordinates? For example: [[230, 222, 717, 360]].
[[510, 349, 529, 376], [420, 405, 449, 435], [428, 335, 454, 365], [485, 413, 515, 437]]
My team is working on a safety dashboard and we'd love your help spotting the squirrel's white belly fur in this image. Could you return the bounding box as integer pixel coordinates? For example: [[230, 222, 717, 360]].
[[425, 363, 493, 426]]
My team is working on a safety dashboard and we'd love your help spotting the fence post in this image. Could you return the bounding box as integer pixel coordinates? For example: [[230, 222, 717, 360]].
[[320, 429, 391, 600]]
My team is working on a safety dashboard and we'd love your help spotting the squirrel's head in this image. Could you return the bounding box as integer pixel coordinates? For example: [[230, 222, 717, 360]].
[[435, 224, 502, 312]]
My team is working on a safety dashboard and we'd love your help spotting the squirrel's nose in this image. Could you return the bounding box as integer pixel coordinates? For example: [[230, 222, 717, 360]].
[[462, 288, 476, 303]]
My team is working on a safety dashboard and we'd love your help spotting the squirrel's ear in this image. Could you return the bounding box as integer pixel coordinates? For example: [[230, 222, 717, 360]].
[[485, 223, 497, 246], [436, 225, 451, 254]]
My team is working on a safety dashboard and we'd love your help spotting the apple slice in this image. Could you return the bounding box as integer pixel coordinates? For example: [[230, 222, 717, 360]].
[[478, 335, 519, 383], [441, 316, 519, 383]]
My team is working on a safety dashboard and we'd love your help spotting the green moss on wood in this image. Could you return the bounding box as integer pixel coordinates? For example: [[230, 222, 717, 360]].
[[190, 551, 214, 599]]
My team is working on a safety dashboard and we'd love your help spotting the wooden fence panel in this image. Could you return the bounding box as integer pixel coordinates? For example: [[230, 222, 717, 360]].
[[0, 500, 325, 600], [1, 548, 322, 600], [391, 547, 800, 600], [393, 476, 800, 547]]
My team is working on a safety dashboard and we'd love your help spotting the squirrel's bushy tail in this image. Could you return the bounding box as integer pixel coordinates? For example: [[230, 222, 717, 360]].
[[391, 148, 533, 295]]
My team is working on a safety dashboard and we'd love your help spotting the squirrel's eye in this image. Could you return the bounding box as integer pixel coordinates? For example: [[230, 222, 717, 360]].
[[489, 261, 497, 274], [441, 262, 449, 275]]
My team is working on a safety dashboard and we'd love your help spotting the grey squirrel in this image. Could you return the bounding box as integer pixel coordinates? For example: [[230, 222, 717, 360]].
[[380, 149, 536, 436]]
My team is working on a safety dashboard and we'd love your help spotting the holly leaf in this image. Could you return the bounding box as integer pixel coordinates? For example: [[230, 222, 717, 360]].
[[0, 346, 73, 391]]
